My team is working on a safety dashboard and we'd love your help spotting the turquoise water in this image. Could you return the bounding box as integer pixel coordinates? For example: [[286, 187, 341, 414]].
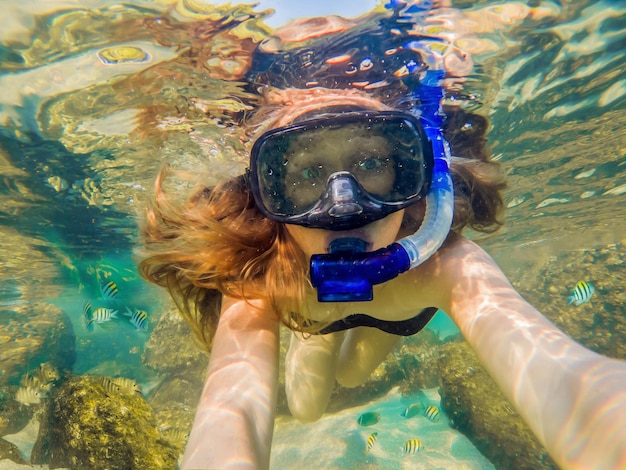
[[0, 1, 624, 468]]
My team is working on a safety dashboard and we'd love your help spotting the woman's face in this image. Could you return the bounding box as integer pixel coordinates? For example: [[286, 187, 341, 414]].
[[285, 209, 405, 258], [279, 120, 407, 256]]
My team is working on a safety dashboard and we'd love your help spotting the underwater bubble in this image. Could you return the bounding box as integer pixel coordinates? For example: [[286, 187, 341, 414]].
[[97, 46, 151, 65], [359, 58, 373, 71]]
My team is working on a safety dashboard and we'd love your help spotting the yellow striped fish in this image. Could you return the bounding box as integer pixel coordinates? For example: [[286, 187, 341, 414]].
[[20, 373, 41, 390], [424, 404, 440, 422], [21, 363, 59, 391], [100, 279, 119, 300], [125, 306, 149, 331], [83, 301, 94, 331], [162, 427, 189, 446], [111, 377, 142, 395], [92, 307, 118, 323], [16, 386, 43, 406], [366, 432, 378, 452], [567, 281, 594, 306], [98, 377, 121, 394], [35, 363, 60, 383], [403, 438, 423, 455]]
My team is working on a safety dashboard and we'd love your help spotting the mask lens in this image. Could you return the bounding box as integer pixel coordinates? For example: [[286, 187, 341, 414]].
[[250, 112, 432, 219]]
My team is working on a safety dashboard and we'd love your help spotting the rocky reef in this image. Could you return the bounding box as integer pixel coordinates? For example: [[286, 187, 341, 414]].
[[0, 301, 75, 465], [510, 241, 626, 359], [0, 303, 75, 389], [438, 342, 559, 470], [25, 306, 206, 468], [32, 375, 179, 469], [0, 299, 204, 467]]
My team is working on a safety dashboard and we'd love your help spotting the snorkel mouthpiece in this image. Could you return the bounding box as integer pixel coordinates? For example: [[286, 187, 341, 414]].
[[311, 240, 410, 302]]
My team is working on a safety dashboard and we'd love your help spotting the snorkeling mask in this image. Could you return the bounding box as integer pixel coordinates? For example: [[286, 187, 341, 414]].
[[248, 111, 433, 230]]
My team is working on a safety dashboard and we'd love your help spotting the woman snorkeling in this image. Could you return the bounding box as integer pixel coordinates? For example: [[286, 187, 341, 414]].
[[139, 2, 626, 469]]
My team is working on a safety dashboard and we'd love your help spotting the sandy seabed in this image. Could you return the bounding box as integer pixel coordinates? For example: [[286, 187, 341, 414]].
[[271, 387, 494, 470]]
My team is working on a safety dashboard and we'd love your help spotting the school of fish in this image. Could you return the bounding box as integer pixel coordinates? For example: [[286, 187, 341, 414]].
[[83, 272, 150, 332], [356, 390, 442, 456]]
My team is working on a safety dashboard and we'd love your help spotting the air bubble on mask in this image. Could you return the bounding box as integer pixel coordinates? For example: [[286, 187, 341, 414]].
[[360, 58, 373, 71]]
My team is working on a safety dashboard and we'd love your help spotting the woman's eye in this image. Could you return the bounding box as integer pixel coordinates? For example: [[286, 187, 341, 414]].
[[301, 166, 322, 179], [358, 157, 385, 170]]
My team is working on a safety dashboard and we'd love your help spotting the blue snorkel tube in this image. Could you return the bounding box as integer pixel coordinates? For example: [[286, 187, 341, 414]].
[[310, 70, 454, 302]]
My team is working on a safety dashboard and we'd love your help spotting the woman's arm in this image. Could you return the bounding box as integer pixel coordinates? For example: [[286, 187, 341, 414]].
[[438, 236, 626, 470], [181, 297, 280, 470]]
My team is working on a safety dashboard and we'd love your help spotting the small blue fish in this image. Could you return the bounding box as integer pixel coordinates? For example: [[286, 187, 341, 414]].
[[366, 432, 378, 452], [92, 307, 118, 323], [100, 279, 119, 300], [403, 438, 423, 455], [357, 411, 381, 427], [567, 281, 594, 306], [401, 403, 422, 419], [424, 404, 440, 422], [125, 306, 149, 331]]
